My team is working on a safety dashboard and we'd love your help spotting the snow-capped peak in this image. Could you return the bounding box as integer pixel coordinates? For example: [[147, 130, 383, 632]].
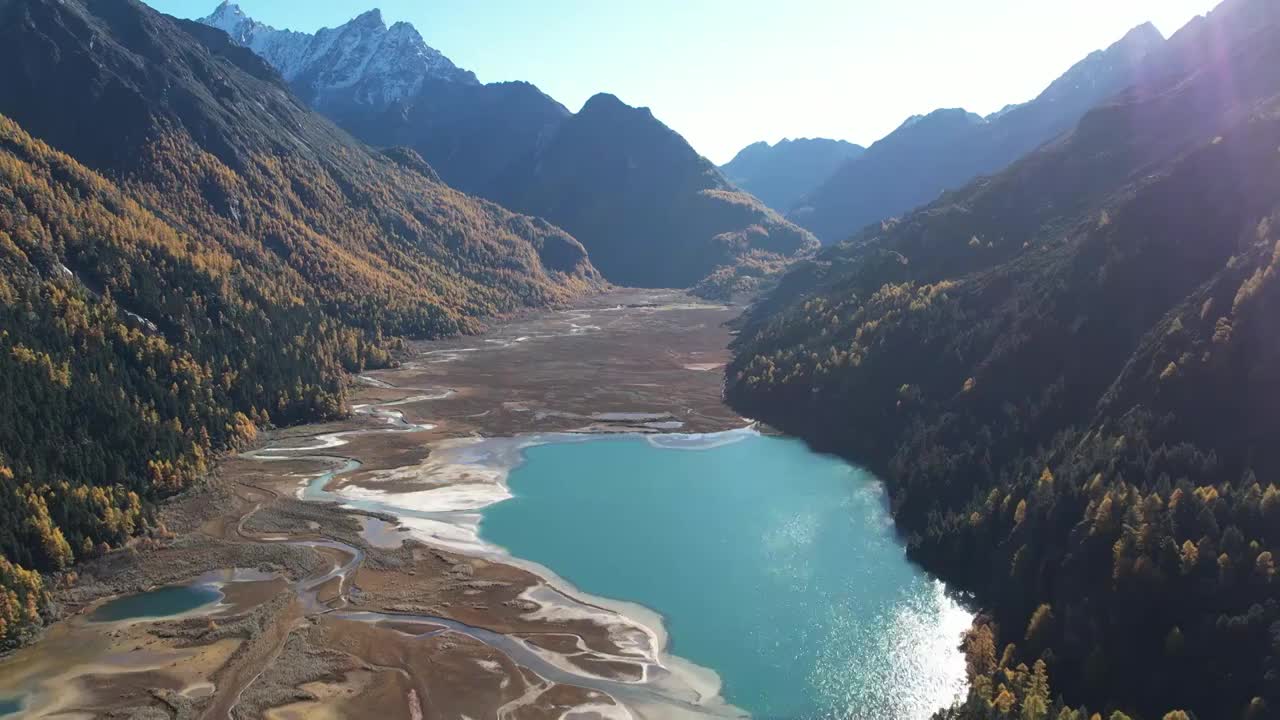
[[204, 2, 252, 35], [198, 3, 477, 111]]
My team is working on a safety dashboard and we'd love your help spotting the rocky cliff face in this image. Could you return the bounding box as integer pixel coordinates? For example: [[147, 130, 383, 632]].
[[201, 2, 477, 113]]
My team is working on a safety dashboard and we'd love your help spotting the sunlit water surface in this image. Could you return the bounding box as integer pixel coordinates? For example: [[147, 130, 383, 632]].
[[480, 433, 972, 718]]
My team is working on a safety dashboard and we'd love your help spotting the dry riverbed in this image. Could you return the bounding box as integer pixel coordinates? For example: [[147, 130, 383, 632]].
[[0, 290, 747, 720]]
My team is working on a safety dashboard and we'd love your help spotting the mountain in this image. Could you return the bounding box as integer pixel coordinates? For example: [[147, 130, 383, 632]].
[[719, 138, 865, 213], [0, 0, 597, 646], [198, 2, 569, 196], [198, 5, 817, 294], [728, 0, 1280, 717], [351, 79, 571, 197], [201, 2, 477, 110], [790, 23, 1165, 243], [489, 93, 819, 292]]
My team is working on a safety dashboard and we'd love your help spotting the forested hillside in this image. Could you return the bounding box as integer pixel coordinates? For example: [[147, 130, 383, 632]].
[[0, 0, 598, 647], [728, 0, 1280, 717]]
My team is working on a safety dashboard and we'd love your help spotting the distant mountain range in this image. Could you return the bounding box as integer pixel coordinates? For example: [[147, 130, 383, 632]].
[[719, 138, 864, 214], [200, 2, 816, 294], [487, 93, 815, 290], [789, 22, 1165, 242]]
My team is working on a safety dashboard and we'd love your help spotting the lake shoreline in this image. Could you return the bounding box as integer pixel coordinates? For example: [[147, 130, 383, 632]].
[[483, 432, 972, 717], [268, 395, 754, 716], [0, 289, 969, 719], [0, 290, 755, 719]]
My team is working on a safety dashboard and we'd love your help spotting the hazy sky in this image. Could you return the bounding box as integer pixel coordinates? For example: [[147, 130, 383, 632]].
[[149, 0, 1222, 164]]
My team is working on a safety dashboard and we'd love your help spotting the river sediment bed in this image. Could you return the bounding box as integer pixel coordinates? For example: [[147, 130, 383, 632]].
[[0, 289, 967, 719]]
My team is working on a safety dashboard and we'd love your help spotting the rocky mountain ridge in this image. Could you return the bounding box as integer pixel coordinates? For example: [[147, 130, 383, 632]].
[[201, 1, 477, 112], [790, 22, 1166, 242], [199, 3, 818, 294]]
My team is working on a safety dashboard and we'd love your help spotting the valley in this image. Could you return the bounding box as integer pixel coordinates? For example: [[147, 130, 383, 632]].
[[0, 291, 741, 718], [0, 0, 1274, 717], [0, 291, 969, 719]]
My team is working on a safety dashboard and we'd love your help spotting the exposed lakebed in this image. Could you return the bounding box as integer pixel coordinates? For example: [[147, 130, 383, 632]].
[[2, 292, 973, 718], [479, 432, 972, 718]]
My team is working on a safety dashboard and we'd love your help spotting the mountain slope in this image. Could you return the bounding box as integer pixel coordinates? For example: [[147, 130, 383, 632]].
[[0, 0, 597, 647], [791, 23, 1164, 243], [198, 5, 816, 293], [719, 138, 864, 213], [490, 93, 819, 292], [0, 0, 598, 333], [728, 1, 1280, 717]]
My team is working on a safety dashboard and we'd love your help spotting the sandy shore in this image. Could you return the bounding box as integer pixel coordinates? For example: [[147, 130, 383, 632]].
[[0, 290, 750, 720]]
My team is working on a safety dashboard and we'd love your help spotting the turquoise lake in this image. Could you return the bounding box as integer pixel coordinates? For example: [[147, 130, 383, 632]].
[[91, 584, 222, 623], [0, 698, 20, 717], [480, 432, 971, 718]]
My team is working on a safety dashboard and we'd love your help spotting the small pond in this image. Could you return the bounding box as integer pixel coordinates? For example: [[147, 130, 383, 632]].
[[90, 584, 222, 623]]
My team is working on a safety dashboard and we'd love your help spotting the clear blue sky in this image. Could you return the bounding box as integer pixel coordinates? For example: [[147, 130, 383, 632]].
[[148, 0, 1221, 164]]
